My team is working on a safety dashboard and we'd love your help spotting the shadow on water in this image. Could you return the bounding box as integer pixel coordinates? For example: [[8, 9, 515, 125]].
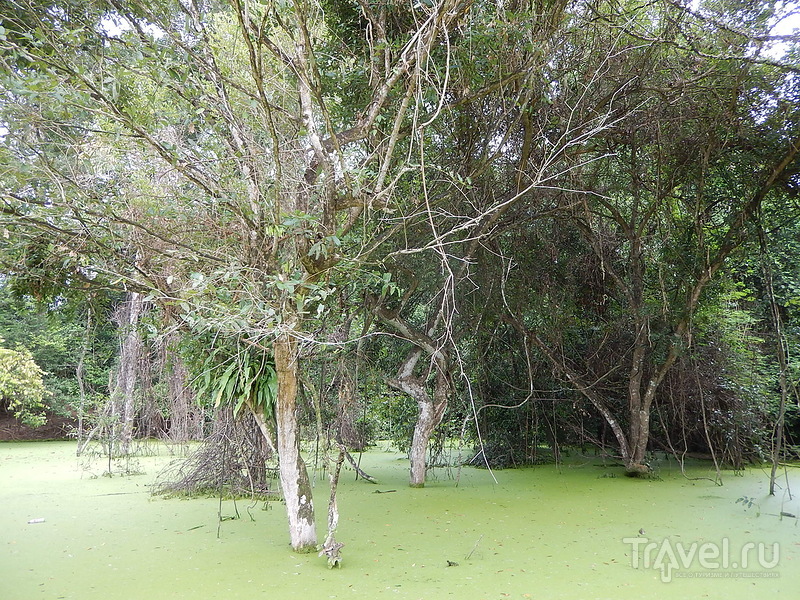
[[1, 441, 797, 599]]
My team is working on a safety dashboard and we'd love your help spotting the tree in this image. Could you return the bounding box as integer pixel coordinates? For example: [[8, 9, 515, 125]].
[[2, 0, 798, 557], [0, 280, 118, 434], [506, 0, 800, 473], [367, 0, 627, 484], [0, 340, 48, 426], [1, 0, 475, 550]]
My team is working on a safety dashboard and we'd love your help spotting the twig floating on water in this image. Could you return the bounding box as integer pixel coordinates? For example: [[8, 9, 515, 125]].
[[465, 535, 483, 560]]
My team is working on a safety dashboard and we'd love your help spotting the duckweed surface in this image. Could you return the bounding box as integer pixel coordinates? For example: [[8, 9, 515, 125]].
[[2, 442, 798, 599]]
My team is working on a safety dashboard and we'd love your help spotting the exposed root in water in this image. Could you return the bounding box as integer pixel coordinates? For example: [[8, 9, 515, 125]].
[[319, 446, 346, 568]]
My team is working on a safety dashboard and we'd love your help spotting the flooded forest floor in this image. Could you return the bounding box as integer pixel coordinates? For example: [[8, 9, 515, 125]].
[[1, 441, 798, 599]]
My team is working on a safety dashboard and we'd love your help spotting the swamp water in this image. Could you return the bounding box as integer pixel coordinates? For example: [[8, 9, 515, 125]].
[[1, 442, 798, 599]]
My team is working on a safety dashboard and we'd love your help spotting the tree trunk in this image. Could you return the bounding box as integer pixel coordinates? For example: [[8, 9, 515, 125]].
[[408, 383, 448, 487], [624, 345, 669, 475], [75, 306, 91, 455], [161, 333, 204, 443], [112, 292, 143, 456], [389, 348, 449, 487], [626, 406, 651, 476], [408, 399, 434, 487], [527, 328, 632, 463], [625, 340, 682, 475], [625, 314, 651, 474], [759, 223, 790, 495], [274, 331, 317, 552]]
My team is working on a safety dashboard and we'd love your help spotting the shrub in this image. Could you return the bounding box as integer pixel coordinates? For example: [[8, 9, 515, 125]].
[[0, 342, 49, 427]]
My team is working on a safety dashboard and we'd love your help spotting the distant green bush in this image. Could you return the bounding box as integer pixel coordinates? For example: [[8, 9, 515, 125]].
[[0, 342, 49, 427]]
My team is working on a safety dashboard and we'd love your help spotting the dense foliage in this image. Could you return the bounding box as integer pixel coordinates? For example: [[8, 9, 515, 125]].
[[0, 340, 48, 426], [1, 0, 798, 549], [0, 286, 117, 425]]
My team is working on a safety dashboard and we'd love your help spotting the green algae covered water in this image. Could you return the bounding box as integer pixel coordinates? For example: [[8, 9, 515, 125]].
[[1, 441, 798, 599]]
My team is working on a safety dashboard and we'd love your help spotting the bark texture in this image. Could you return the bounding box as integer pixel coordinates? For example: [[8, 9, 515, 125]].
[[274, 332, 316, 551], [389, 347, 449, 487], [112, 292, 143, 456]]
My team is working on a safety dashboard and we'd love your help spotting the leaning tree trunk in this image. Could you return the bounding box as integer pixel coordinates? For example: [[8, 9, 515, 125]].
[[375, 305, 453, 488], [390, 348, 449, 488], [274, 330, 317, 552]]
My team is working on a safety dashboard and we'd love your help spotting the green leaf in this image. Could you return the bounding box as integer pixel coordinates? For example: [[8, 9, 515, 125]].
[[212, 362, 237, 407]]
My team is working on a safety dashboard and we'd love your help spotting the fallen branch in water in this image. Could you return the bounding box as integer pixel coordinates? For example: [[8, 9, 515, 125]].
[[344, 450, 377, 483]]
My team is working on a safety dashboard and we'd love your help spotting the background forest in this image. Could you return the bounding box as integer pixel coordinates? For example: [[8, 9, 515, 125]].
[[1, 0, 799, 551]]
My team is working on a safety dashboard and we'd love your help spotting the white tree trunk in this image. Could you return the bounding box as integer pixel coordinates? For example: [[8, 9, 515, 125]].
[[274, 332, 317, 552]]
